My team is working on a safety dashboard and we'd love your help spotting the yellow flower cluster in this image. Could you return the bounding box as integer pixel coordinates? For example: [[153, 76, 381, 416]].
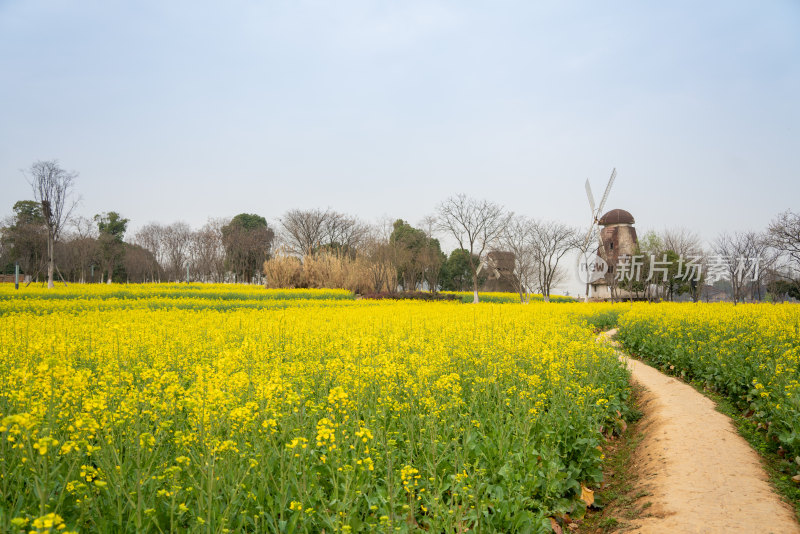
[[400, 465, 421, 493]]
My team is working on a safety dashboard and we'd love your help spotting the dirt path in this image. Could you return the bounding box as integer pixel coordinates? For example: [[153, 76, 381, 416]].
[[600, 329, 800, 534]]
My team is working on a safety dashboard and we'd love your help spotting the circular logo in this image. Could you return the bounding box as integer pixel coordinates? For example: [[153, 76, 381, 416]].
[[577, 252, 608, 284]]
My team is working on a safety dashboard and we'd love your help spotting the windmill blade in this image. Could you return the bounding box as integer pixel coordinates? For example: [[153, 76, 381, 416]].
[[583, 224, 597, 247], [584, 221, 606, 250], [585, 179, 595, 215], [596, 168, 617, 214]]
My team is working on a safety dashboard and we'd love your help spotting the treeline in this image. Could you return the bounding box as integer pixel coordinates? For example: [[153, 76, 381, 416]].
[[0, 202, 486, 293], [0, 203, 273, 284], [607, 225, 800, 303], [3, 160, 799, 303], [0, 193, 577, 301], [1, 160, 584, 301]]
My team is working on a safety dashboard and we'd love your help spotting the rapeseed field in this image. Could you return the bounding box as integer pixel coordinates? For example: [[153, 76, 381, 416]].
[[0, 284, 629, 533]]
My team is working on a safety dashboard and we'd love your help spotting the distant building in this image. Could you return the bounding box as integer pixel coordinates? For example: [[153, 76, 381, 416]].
[[480, 251, 518, 292]]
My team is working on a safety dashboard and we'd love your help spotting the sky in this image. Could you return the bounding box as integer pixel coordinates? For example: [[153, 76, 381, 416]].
[[1, 0, 799, 282]]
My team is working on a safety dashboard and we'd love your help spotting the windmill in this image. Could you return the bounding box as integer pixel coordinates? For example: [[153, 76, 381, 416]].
[[581, 168, 616, 300]]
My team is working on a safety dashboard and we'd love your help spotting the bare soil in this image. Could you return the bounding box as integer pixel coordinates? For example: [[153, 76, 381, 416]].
[[600, 329, 800, 534]]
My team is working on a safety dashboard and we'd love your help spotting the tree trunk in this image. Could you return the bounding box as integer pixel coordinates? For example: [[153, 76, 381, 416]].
[[47, 230, 54, 289], [542, 269, 551, 302]]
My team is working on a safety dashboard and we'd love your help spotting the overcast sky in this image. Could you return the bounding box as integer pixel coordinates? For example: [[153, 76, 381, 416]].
[[2, 0, 798, 257]]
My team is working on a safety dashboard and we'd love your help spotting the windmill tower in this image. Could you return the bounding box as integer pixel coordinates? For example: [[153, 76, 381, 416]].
[[592, 209, 638, 299]]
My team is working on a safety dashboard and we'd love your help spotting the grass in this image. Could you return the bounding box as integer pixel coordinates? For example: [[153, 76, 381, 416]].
[[578, 384, 648, 534]]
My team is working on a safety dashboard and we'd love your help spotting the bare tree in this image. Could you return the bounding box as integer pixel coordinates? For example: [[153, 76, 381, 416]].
[[134, 223, 167, 281], [768, 210, 800, 279], [62, 216, 99, 282], [323, 212, 368, 254], [370, 217, 402, 292], [72, 215, 98, 241], [659, 227, 706, 301], [0, 222, 9, 273], [190, 218, 227, 282], [749, 235, 779, 301], [416, 216, 447, 292], [529, 220, 577, 302], [124, 244, 159, 283], [279, 208, 367, 256], [712, 232, 769, 303], [419, 215, 437, 239], [574, 226, 599, 301], [161, 222, 193, 281], [661, 228, 703, 258], [280, 208, 329, 255], [436, 195, 508, 303], [358, 227, 398, 293], [25, 160, 79, 287], [500, 215, 538, 303]]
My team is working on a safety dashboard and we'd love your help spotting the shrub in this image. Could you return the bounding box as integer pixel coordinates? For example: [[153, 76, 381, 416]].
[[263, 255, 303, 288]]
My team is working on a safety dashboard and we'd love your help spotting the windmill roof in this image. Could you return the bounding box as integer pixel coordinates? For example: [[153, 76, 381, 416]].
[[599, 209, 635, 225]]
